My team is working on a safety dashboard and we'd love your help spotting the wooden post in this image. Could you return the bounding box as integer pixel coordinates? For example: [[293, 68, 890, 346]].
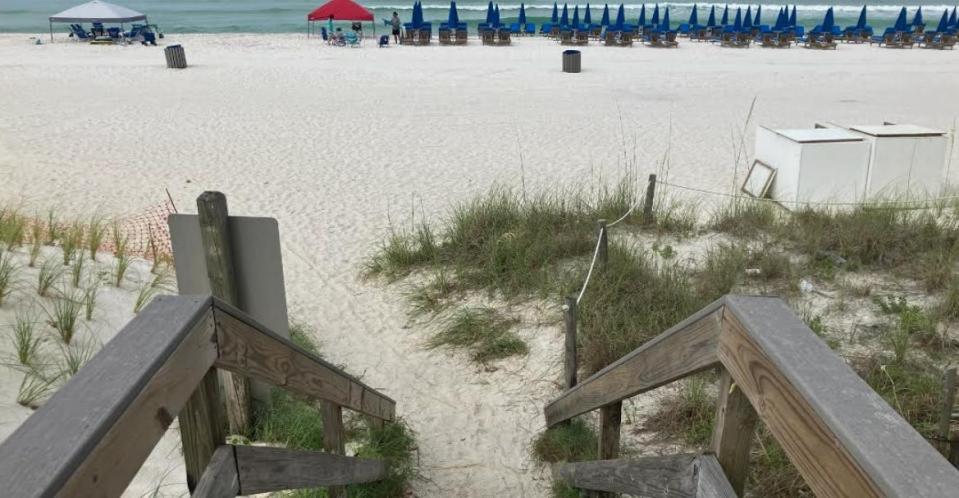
[[196, 192, 252, 437], [179, 370, 226, 492], [564, 296, 578, 391], [711, 368, 758, 496], [597, 220, 608, 269], [642, 174, 657, 225], [321, 401, 347, 498], [939, 367, 957, 457]]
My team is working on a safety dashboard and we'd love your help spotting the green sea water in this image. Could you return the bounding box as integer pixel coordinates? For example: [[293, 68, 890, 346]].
[[0, 0, 952, 34]]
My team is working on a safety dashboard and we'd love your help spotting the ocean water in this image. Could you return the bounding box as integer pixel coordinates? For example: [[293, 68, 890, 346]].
[[0, 0, 954, 34]]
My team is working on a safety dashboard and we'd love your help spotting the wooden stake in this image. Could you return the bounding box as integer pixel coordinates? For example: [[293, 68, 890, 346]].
[[322, 401, 347, 498], [179, 370, 226, 492], [711, 368, 758, 496], [642, 174, 657, 225], [564, 296, 578, 391], [597, 220, 608, 269], [939, 367, 957, 457], [197, 191, 252, 436]]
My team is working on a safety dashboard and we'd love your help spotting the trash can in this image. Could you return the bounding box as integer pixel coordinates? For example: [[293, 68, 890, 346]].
[[164, 45, 187, 69], [562, 49, 581, 73]]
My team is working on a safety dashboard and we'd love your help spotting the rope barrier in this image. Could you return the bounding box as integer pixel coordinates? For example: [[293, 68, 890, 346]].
[[576, 227, 605, 305]]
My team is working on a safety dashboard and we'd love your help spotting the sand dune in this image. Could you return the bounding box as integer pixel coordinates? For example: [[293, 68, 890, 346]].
[[1, 33, 958, 496]]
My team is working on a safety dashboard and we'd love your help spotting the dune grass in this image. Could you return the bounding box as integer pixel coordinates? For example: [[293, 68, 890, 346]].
[[83, 280, 98, 321], [86, 215, 106, 261], [112, 223, 130, 287], [0, 253, 19, 307], [61, 222, 83, 266], [427, 307, 526, 364], [10, 308, 42, 368], [46, 292, 82, 345], [133, 269, 174, 314], [532, 418, 598, 464], [36, 258, 63, 298], [16, 372, 56, 409], [28, 221, 42, 267]]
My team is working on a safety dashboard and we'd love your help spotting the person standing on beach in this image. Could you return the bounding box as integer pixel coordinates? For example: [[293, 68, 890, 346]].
[[327, 15, 335, 39], [391, 12, 401, 44]]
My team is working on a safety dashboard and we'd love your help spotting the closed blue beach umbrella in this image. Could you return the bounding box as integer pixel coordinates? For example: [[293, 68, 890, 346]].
[[519, 3, 527, 24], [638, 4, 646, 26], [855, 5, 867, 29], [601, 4, 610, 26], [584, 4, 592, 26], [733, 7, 742, 31], [754, 5, 761, 26], [615, 3, 625, 29], [912, 6, 924, 28], [688, 4, 698, 27], [551, 2, 559, 23], [651, 4, 659, 26], [950, 7, 957, 29], [706, 5, 716, 27], [560, 3, 569, 25], [661, 6, 670, 30], [573, 5, 580, 28], [449, 1, 459, 26], [937, 9, 950, 32], [721, 5, 729, 26], [743, 6, 753, 29], [893, 7, 907, 31], [485, 1, 494, 24], [789, 5, 797, 27], [494, 4, 500, 25], [774, 7, 784, 30], [822, 7, 834, 31]]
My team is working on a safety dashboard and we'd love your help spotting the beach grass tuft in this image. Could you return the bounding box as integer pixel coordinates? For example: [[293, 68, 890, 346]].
[[87, 215, 106, 261], [37, 258, 63, 297], [70, 253, 85, 288], [46, 292, 82, 345], [0, 253, 19, 307], [427, 306, 526, 364], [644, 373, 716, 448], [532, 418, 598, 463], [11, 308, 42, 368], [45, 209, 60, 246], [349, 419, 419, 498], [28, 220, 43, 267], [61, 221, 83, 266], [16, 371, 57, 409], [2, 209, 27, 251], [83, 280, 99, 321], [133, 269, 174, 314], [112, 222, 130, 287]]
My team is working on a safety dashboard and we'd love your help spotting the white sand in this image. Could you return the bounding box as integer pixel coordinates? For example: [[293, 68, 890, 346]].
[[1, 33, 959, 497]]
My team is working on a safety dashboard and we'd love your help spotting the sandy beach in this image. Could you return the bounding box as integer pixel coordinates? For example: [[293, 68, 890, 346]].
[[1, 33, 959, 496]]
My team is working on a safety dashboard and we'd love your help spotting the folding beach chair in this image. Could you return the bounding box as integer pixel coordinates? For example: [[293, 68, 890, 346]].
[[378, 35, 390, 47]]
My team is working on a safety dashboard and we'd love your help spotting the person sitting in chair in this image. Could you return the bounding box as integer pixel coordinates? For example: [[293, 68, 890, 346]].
[[334, 27, 346, 45]]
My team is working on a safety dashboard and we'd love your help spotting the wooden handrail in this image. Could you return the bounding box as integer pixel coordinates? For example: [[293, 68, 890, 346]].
[[0, 295, 397, 496], [212, 299, 395, 421], [544, 298, 725, 427], [546, 295, 959, 497], [0, 295, 215, 497]]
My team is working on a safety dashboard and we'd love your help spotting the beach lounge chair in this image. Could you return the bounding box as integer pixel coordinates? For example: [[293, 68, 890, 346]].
[[550, 25, 561, 38], [439, 29, 452, 45], [510, 23, 521, 35], [590, 25, 602, 39], [664, 31, 679, 47], [525, 23, 536, 36], [399, 29, 414, 45], [736, 32, 752, 47], [455, 29, 468, 45], [481, 29, 495, 45], [647, 31, 664, 47], [92, 22, 105, 36], [602, 30, 617, 45], [900, 31, 916, 48], [619, 31, 634, 47], [107, 27, 122, 41], [497, 29, 512, 46], [575, 30, 589, 45], [417, 28, 431, 45], [941, 33, 957, 49], [344, 31, 360, 47], [69, 24, 93, 41], [559, 30, 574, 45], [760, 32, 777, 47], [540, 23, 552, 36]]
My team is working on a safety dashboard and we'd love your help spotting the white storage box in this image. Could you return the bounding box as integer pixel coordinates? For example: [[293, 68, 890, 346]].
[[754, 127, 872, 208], [847, 124, 948, 199]]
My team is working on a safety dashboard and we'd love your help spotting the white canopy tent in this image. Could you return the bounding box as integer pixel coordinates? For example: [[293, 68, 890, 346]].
[[49, 0, 148, 41]]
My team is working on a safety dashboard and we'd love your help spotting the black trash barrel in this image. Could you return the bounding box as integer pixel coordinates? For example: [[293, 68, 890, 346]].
[[165, 44, 187, 69], [562, 49, 581, 73]]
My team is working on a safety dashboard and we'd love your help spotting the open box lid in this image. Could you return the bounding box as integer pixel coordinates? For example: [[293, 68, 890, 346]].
[[849, 124, 945, 137], [768, 127, 864, 144]]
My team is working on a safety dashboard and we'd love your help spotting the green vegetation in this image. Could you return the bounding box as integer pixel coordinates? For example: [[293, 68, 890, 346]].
[[86, 215, 106, 261], [112, 223, 130, 287], [133, 269, 174, 313], [45, 292, 82, 345], [36, 258, 63, 297], [532, 419, 598, 464], [427, 307, 526, 363], [644, 374, 716, 447], [11, 308, 42, 367], [0, 253, 18, 307]]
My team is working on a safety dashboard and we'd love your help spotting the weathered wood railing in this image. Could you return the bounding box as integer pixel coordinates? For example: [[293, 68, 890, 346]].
[[546, 295, 959, 497], [0, 295, 395, 497]]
